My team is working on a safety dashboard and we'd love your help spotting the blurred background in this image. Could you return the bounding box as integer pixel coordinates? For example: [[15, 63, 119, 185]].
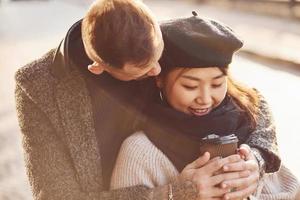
[[0, 0, 299, 199]]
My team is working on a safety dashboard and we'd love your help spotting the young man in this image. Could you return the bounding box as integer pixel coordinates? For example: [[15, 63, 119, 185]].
[[14, 0, 198, 199], [81, 0, 163, 80]]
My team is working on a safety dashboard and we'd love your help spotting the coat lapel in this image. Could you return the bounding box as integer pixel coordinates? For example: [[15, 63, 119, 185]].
[[18, 43, 103, 192], [55, 71, 103, 192]]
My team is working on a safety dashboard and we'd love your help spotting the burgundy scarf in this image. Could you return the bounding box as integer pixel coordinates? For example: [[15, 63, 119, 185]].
[[141, 89, 252, 172]]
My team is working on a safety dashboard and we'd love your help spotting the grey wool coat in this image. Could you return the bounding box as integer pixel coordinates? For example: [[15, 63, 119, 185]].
[[15, 21, 280, 200], [14, 22, 199, 200]]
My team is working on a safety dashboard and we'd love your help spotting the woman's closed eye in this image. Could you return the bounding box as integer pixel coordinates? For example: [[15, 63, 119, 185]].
[[211, 82, 224, 88], [182, 85, 198, 90]]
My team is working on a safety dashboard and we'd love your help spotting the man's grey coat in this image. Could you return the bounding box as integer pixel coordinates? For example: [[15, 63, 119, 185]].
[[14, 23, 199, 199]]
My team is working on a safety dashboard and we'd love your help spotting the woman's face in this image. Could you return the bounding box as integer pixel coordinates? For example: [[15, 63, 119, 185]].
[[157, 67, 227, 116]]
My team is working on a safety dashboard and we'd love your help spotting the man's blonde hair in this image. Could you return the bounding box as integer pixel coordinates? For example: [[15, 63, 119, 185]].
[[82, 0, 163, 68]]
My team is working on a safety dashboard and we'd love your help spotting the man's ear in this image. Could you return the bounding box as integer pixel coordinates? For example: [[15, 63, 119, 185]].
[[88, 62, 104, 75]]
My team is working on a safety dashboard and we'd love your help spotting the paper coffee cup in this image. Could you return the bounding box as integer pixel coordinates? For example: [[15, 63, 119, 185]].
[[199, 134, 238, 158]]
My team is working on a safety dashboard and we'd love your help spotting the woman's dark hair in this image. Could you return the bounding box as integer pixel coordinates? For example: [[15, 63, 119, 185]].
[[220, 67, 259, 129]]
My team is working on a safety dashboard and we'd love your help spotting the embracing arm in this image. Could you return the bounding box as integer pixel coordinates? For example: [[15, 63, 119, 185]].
[[15, 85, 197, 200], [246, 93, 281, 173]]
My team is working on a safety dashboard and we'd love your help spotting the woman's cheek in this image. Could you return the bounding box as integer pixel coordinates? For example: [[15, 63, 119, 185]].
[[179, 91, 197, 106]]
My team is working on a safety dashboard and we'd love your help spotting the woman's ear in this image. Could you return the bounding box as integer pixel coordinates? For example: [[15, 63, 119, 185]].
[[88, 62, 104, 75], [155, 76, 163, 88]]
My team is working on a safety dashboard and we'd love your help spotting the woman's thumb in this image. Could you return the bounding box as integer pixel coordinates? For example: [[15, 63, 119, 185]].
[[238, 144, 251, 160], [186, 152, 210, 169]]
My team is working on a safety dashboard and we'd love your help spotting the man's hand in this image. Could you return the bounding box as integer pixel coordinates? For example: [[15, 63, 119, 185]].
[[180, 152, 250, 200], [220, 144, 260, 200]]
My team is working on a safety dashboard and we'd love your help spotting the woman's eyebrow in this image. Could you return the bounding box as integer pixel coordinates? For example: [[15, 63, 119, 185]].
[[181, 75, 200, 81], [181, 74, 224, 81], [213, 74, 225, 79]]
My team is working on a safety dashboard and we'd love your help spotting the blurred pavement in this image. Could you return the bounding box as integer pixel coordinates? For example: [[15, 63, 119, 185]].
[[0, 0, 299, 199]]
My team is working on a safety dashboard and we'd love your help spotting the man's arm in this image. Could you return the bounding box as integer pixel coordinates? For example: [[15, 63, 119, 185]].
[[246, 93, 281, 173], [15, 84, 198, 200]]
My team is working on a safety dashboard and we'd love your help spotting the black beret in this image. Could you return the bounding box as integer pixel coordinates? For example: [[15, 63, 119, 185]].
[[159, 12, 243, 69]]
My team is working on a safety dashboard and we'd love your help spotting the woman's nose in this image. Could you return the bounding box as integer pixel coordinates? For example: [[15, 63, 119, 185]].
[[195, 90, 212, 105]]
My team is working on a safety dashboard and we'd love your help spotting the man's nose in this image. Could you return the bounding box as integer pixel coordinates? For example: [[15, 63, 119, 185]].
[[147, 63, 161, 76]]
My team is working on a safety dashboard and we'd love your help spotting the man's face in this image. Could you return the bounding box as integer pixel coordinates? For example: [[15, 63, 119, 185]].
[[101, 60, 162, 81], [86, 36, 164, 81]]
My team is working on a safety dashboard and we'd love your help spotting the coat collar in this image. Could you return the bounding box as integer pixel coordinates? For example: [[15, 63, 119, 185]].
[[51, 19, 83, 80]]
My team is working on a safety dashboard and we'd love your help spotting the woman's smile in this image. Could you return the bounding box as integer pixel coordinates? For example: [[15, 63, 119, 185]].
[[188, 107, 211, 116]]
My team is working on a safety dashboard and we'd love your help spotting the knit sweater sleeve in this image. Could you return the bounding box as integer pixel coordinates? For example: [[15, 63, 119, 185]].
[[246, 93, 281, 173], [110, 132, 179, 190]]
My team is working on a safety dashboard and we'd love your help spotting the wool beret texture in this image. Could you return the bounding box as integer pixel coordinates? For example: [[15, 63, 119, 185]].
[[159, 12, 243, 69]]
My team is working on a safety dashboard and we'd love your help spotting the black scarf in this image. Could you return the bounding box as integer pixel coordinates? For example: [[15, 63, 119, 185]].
[[142, 87, 252, 172]]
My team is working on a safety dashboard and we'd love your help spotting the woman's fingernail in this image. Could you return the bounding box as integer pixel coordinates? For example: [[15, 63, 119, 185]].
[[222, 183, 227, 188], [223, 166, 228, 171]]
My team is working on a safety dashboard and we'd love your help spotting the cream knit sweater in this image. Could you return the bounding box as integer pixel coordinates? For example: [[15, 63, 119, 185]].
[[110, 131, 179, 189], [111, 132, 300, 199]]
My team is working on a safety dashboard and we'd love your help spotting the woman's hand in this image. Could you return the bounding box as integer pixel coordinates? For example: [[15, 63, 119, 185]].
[[221, 144, 260, 200], [179, 152, 250, 200]]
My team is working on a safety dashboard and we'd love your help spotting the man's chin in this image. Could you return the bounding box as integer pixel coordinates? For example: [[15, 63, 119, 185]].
[[135, 75, 151, 81], [110, 73, 152, 81]]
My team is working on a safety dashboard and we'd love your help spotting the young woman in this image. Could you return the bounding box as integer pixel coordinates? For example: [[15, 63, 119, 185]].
[[110, 13, 299, 200]]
